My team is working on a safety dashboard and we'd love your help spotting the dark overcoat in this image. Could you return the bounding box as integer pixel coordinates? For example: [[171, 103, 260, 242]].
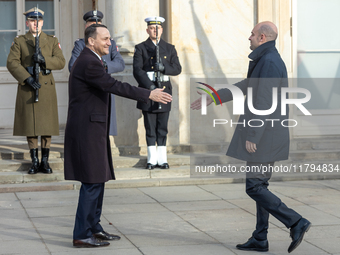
[[133, 38, 181, 112], [64, 47, 150, 183], [216, 41, 289, 162], [68, 38, 125, 136], [6, 32, 65, 136]]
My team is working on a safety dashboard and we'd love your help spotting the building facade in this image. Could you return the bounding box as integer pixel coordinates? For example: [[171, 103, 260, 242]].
[[1, 0, 339, 149]]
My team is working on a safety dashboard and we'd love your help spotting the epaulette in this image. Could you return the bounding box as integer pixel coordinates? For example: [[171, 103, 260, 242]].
[[14, 35, 24, 41]]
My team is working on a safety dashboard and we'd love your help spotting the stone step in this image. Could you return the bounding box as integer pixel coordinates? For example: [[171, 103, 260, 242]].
[[0, 165, 190, 184], [112, 154, 190, 168], [0, 158, 64, 172], [1, 166, 340, 192], [1, 137, 340, 160], [1, 158, 339, 185], [1, 149, 340, 174], [0, 154, 190, 172], [0, 150, 61, 160]]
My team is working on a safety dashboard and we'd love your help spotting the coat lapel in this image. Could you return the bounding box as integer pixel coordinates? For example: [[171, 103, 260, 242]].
[[158, 39, 167, 52], [39, 32, 48, 49], [145, 38, 156, 53], [24, 32, 35, 48]]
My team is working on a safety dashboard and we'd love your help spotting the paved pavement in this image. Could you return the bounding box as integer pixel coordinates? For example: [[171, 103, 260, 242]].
[[1, 179, 339, 255]]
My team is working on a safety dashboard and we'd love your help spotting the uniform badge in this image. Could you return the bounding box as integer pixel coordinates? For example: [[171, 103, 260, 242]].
[[11, 42, 14, 46], [116, 46, 119, 52], [58, 43, 61, 49]]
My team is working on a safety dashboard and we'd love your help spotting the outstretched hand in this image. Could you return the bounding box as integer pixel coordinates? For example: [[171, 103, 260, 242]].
[[149, 88, 172, 104], [190, 91, 214, 110]]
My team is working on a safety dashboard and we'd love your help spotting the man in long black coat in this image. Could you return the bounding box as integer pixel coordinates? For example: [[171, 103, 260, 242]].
[[191, 21, 311, 253], [64, 24, 172, 248], [133, 17, 182, 170]]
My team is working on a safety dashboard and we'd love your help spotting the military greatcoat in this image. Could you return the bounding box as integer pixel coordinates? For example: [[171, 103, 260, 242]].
[[7, 31, 65, 136]]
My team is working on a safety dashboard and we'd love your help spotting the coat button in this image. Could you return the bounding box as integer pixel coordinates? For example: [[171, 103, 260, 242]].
[[151, 57, 153, 59], [151, 66, 154, 69], [45, 82, 47, 84]]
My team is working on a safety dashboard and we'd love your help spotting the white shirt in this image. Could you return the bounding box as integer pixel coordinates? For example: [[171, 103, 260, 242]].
[[89, 49, 101, 60]]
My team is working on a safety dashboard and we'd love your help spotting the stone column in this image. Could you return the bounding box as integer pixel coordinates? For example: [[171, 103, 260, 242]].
[[105, 0, 159, 52], [104, 0, 163, 149]]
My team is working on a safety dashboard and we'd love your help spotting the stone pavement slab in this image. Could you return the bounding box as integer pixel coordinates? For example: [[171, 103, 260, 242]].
[[139, 244, 234, 255], [162, 200, 237, 212], [0, 180, 339, 255], [138, 185, 221, 202]]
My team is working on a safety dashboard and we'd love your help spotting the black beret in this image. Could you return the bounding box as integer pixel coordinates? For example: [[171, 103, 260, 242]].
[[83, 10, 103, 22]]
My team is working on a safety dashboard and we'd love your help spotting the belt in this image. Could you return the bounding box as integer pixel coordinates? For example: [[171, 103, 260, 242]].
[[26, 66, 51, 76], [147, 72, 169, 82]]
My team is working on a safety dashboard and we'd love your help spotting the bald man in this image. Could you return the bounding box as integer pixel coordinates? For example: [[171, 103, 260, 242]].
[[191, 21, 311, 253]]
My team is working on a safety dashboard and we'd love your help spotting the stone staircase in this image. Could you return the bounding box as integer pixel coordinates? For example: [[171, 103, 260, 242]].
[[0, 136, 339, 185]]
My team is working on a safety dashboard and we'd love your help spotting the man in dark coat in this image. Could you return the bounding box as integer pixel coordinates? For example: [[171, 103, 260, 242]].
[[64, 24, 172, 248], [6, 8, 65, 175], [191, 21, 311, 253], [133, 17, 182, 170], [68, 10, 125, 137]]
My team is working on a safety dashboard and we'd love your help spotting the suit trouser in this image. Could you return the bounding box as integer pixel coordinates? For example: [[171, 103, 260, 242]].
[[142, 111, 170, 146], [73, 183, 105, 239], [27, 136, 52, 149], [246, 162, 302, 241]]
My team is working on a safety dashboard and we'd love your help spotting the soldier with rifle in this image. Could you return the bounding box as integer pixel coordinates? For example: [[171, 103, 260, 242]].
[[7, 7, 65, 174], [133, 17, 182, 170]]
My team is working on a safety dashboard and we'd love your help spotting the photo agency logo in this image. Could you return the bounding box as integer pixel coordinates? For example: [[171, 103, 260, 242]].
[[196, 82, 223, 113], [196, 82, 312, 128]]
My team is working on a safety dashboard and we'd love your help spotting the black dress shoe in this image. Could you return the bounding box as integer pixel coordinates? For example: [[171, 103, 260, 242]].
[[159, 163, 169, 169], [288, 218, 311, 253], [146, 163, 156, 170], [94, 231, 121, 241], [236, 237, 269, 252], [73, 236, 110, 248]]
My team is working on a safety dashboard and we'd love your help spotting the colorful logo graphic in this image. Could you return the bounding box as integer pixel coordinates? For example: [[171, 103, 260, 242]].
[[196, 82, 223, 106]]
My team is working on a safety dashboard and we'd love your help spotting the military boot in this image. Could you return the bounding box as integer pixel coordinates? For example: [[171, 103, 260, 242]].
[[39, 148, 53, 174], [28, 149, 39, 174]]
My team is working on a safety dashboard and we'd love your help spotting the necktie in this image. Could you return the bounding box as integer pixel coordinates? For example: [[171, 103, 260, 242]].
[[101, 58, 108, 73]]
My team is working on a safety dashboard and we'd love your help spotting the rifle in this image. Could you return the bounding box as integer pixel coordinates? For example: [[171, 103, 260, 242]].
[[93, 9, 99, 24], [155, 25, 162, 110], [33, 6, 40, 102]]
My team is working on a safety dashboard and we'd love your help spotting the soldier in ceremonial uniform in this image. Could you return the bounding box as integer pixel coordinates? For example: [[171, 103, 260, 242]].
[[6, 8, 65, 174], [133, 17, 181, 170], [69, 10, 125, 136]]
